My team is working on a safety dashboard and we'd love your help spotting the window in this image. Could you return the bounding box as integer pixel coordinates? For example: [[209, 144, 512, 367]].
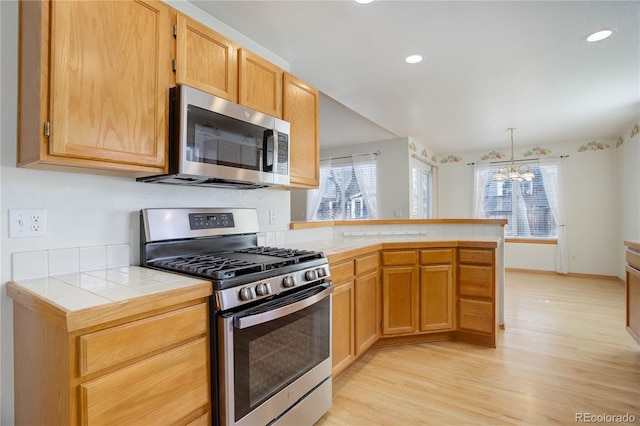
[[411, 167, 433, 218], [474, 164, 558, 238], [307, 154, 377, 221]]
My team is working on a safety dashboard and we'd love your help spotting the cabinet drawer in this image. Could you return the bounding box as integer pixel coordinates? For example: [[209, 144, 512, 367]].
[[458, 299, 493, 334], [331, 260, 355, 285], [80, 338, 209, 425], [627, 248, 640, 271], [382, 250, 417, 266], [79, 303, 208, 376], [355, 253, 378, 275], [420, 249, 453, 265], [459, 249, 493, 265], [458, 265, 493, 299]]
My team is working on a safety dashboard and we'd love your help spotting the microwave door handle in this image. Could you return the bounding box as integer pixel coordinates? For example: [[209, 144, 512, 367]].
[[263, 129, 274, 172], [234, 284, 333, 329]]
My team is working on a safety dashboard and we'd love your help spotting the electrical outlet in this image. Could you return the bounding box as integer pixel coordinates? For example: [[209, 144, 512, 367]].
[[9, 209, 47, 238], [269, 209, 276, 225]]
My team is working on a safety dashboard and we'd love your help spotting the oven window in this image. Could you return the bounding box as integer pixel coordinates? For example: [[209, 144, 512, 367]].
[[233, 296, 330, 421]]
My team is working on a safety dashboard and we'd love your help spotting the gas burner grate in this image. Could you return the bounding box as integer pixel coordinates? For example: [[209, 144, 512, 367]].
[[235, 246, 324, 263], [150, 254, 263, 280]]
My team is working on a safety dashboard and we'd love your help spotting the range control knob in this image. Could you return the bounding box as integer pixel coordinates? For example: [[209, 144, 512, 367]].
[[305, 269, 318, 282], [282, 276, 296, 288], [239, 287, 253, 301], [255, 283, 269, 296], [316, 267, 327, 278]]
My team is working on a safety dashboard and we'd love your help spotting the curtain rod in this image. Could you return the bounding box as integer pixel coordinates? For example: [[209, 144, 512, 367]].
[[466, 155, 570, 166], [410, 153, 439, 169], [321, 151, 381, 161]]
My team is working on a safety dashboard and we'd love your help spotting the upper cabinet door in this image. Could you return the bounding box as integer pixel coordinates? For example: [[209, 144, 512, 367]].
[[175, 13, 238, 102], [283, 73, 320, 188], [238, 48, 283, 118], [47, 0, 172, 170]]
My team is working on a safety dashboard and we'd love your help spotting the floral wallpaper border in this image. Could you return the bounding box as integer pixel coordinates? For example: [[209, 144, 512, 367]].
[[424, 122, 640, 165]]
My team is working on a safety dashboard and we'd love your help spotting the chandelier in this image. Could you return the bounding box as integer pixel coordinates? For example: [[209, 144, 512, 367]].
[[493, 128, 535, 182]]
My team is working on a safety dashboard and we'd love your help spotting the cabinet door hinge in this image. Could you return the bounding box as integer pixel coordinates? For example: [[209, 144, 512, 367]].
[[173, 24, 177, 38], [172, 59, 177, 73], [380, 320, 384, 329], [44, 121, 50, 138]]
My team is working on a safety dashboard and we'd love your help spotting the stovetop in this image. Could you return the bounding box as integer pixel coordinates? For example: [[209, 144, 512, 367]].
[[140, 208, 331, 311], [147, 246, 325, 282]]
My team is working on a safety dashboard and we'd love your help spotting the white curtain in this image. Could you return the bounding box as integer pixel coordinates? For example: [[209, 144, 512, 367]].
[[306, 159, 332, 221], [332, 165, 353, 220], [352, 153, 378, 219], [472, 163, 494, 218], [539, 157, 569, 274]]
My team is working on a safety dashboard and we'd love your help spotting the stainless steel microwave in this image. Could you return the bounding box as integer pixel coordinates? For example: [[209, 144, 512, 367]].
[[137, 85, 290, 189]]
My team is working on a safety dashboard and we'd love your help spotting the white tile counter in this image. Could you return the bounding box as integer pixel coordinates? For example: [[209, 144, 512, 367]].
[[10, 266, 206, 312], [7, 266, 211, 332]]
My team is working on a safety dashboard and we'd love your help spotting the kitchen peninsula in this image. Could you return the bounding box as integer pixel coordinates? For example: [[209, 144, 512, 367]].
[[286, 218, 506, 377]]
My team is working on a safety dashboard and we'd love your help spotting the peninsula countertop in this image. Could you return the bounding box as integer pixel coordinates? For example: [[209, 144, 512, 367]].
[[283, 234, 503, 263]]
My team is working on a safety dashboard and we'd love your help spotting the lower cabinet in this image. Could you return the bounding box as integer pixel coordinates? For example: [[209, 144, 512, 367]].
[[625, 242, 640, 345], [332, 277, 356, 376], [457, 248, 497, 346], [330, 251, 380, 377], [381, 249, 454, 336], [381, 264, 419, 335], [80, 338, 209, 425], [12, 298, 211, 425], [331, 243, 498, 377], [420, 264, 454, 332]]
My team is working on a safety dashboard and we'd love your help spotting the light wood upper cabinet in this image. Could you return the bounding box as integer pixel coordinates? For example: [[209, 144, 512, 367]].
[[238, 48, 284, 117], [19, 0, 174, 176], [283, 73, 320, 188], [175, 13, 238, 102]]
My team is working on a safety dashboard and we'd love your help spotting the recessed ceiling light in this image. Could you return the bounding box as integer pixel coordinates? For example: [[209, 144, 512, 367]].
[[585, 28, 616, 42], [405, 54, 423, 64], [354, 0, 374, 4]]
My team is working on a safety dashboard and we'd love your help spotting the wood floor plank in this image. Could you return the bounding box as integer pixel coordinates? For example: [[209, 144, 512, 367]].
[[317, 272, 640, 425]]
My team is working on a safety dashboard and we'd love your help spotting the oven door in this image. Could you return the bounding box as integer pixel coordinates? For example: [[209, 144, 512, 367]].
[[218, 282, 333, 426]]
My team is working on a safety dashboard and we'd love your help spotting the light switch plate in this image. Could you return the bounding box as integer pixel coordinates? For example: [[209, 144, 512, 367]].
[[9, 209, 47, 238]]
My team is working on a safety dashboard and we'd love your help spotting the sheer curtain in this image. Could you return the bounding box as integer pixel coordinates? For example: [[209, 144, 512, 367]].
[[332, 165, 353, 220], [352, 153, 377, 219], [306, 159, 331, 221], [539, 157, 569, 274], [472, 163, 494, 218]]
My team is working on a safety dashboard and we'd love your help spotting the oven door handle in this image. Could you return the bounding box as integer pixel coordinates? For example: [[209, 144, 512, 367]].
[[234, 285, 333, 329]]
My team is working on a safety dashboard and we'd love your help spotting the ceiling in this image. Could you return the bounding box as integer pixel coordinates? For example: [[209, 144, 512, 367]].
[[188, 0, 640, 154]]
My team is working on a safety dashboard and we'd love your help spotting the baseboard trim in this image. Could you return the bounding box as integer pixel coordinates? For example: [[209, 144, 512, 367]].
[[506, 268, 620, 282]]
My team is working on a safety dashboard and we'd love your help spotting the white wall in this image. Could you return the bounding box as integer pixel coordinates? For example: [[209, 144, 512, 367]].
[[438, 139, 621, 277], [0, 2, 290, 423]]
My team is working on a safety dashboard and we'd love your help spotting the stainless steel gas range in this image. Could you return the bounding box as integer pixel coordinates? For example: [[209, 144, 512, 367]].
[[140, 208, 333, 426]]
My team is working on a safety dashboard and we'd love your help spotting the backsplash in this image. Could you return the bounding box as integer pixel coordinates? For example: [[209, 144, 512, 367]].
[[11, 244, 130, 281]]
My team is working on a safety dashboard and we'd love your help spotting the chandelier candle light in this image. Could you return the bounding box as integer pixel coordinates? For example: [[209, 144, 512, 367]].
[[493, 128, 535, 182]]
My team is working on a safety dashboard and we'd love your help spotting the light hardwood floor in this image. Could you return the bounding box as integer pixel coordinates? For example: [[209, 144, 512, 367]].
[[317, 272, 640, 425]]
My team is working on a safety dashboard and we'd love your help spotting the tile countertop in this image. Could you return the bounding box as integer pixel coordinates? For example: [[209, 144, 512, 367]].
[[7, 266, 211, 332], [284, 235, 503, 261]]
